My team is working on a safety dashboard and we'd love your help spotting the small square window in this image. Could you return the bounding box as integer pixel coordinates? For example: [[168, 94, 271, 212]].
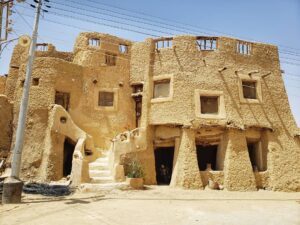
[[242, 81, 257, 99], [99, 91, 114, 107], [153, 79, 170, 98], [32, 78, 39, 86], [89, 38, 100, 47], [200, 96, 219, 114], [105, 53, 116, 66], [119, 44, 128, 54]]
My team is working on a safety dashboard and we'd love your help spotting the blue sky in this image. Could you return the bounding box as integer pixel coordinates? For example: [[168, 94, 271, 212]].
[[0, 0, 299, 125]]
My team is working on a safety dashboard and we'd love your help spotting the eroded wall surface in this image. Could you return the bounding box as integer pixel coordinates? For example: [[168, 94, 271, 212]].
[[0, 95, 12, 159], [128, 35, 300, 191], [3, 32, 300, 191]]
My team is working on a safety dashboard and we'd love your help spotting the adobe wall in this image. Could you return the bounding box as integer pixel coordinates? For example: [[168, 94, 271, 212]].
[[0, 76, 6, 94], [129, 36, 300, 191], [71, 33, 135, 148], [0, 95, 13, 159], [6, 32, 136, 180]]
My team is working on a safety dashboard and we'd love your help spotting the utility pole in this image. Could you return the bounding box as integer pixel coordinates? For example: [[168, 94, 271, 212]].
[[2, 0, 43, 204]]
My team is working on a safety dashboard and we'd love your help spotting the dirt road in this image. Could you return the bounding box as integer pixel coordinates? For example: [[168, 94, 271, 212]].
[[1, 186, 300, 225]]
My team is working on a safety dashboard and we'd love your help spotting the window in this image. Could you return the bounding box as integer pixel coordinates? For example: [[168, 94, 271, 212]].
[[119, 44, 128, 54], [32, 78, 39, 86], [155, 38, 173, 50], [36, 43, 48, 51], [99, 91, 114, 107], [237, 41, 251, 55], [242, 81, 257, 99], [89, 38, 100, 47], [195, 90, 225, 119], [105, 53, 116, 66], [153, 79, 170, 98], [196, 37, 217, 50], [200, 96, 219, 114], [55, 91, 70, 111]]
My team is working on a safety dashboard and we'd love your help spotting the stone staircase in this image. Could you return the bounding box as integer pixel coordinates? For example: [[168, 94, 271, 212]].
[[80, 151, 126, 192]]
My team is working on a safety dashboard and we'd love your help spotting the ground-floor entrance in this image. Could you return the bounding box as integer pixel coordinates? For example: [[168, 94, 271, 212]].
[[196, 144, 218, 171], [154, 147, 175, 185], [63, 138, 75, 177]]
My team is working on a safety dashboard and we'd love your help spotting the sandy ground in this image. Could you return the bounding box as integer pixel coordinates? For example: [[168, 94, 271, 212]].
[[1, 186, 300, 225]]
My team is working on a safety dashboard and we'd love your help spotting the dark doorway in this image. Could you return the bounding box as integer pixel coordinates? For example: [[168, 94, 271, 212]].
[[132, 84, 143, 128], [55, 91, 70, 111], [196, 145, 218, 171], [155, 147, 174, 185], [63, 138, 75, 177]]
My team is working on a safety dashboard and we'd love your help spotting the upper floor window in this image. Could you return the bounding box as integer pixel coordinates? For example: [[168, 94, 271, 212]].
[[105, 53, 116, 66], [200, 96, 219, 114], [89, 38, 100, 47], [99, 91, 114, 107], [242, 80, 257, 99], [36, 43, 48, 51], [119, 44, 128, 54], [153, 79, 170, 98], [237, 41, 251, 55], [196, 37, 217, 50], [155, 38, 173, 50]]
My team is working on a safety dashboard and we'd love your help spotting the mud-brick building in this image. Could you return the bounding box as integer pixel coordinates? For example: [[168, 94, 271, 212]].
[[0, 32, 299, 191]]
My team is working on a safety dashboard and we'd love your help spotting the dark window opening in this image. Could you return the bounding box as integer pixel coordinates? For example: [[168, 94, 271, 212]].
[[242, 81, 257, 99], [55, 91, 70, 111], [20, 79, 25, 87], [32, 78, 39, 86], [105, 53, 116, 66], [153, 79, 170, 98], [119, 44, 128, 53], [155, 147, 174, 185], [196, 37, 217, 50], [89, 38, 100, 47], [99, 91, 114, 107], [84, 149, 93, 156], [135, 100, 142, 128], [200, 96, 219, 114], [196, 145, 218, 171], [63, 138, 75, 177], [133, 84, 143, 94], [132, 84, 143, 128]]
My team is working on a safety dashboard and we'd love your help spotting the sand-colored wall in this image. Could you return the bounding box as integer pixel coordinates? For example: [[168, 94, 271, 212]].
[[5, 33, 135, 180], [0, 76, 6, 94], [3, 32, 300, 191], [128, 35, 300, 191], [0, 95, 12, 159]]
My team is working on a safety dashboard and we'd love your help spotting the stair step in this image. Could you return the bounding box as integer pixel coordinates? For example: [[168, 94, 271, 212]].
[[95, 157, 109, 163], [89, 162, 109, 170], [89, 170, 110, 177], [91, 176, 114, 184], [80, 182, 127, 192]]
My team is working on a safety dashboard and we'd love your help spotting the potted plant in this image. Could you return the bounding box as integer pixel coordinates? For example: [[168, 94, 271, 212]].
[[126, 158, 144, 189]]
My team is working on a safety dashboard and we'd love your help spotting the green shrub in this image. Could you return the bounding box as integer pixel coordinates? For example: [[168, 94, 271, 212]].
[[126, 158, 145, 178]]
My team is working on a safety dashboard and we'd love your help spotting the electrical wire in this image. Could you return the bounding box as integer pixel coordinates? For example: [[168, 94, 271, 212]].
[[68, 0, 300, 54]]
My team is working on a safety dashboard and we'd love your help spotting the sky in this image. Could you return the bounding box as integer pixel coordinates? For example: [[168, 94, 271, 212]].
[[0, 0, 299, 126]]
